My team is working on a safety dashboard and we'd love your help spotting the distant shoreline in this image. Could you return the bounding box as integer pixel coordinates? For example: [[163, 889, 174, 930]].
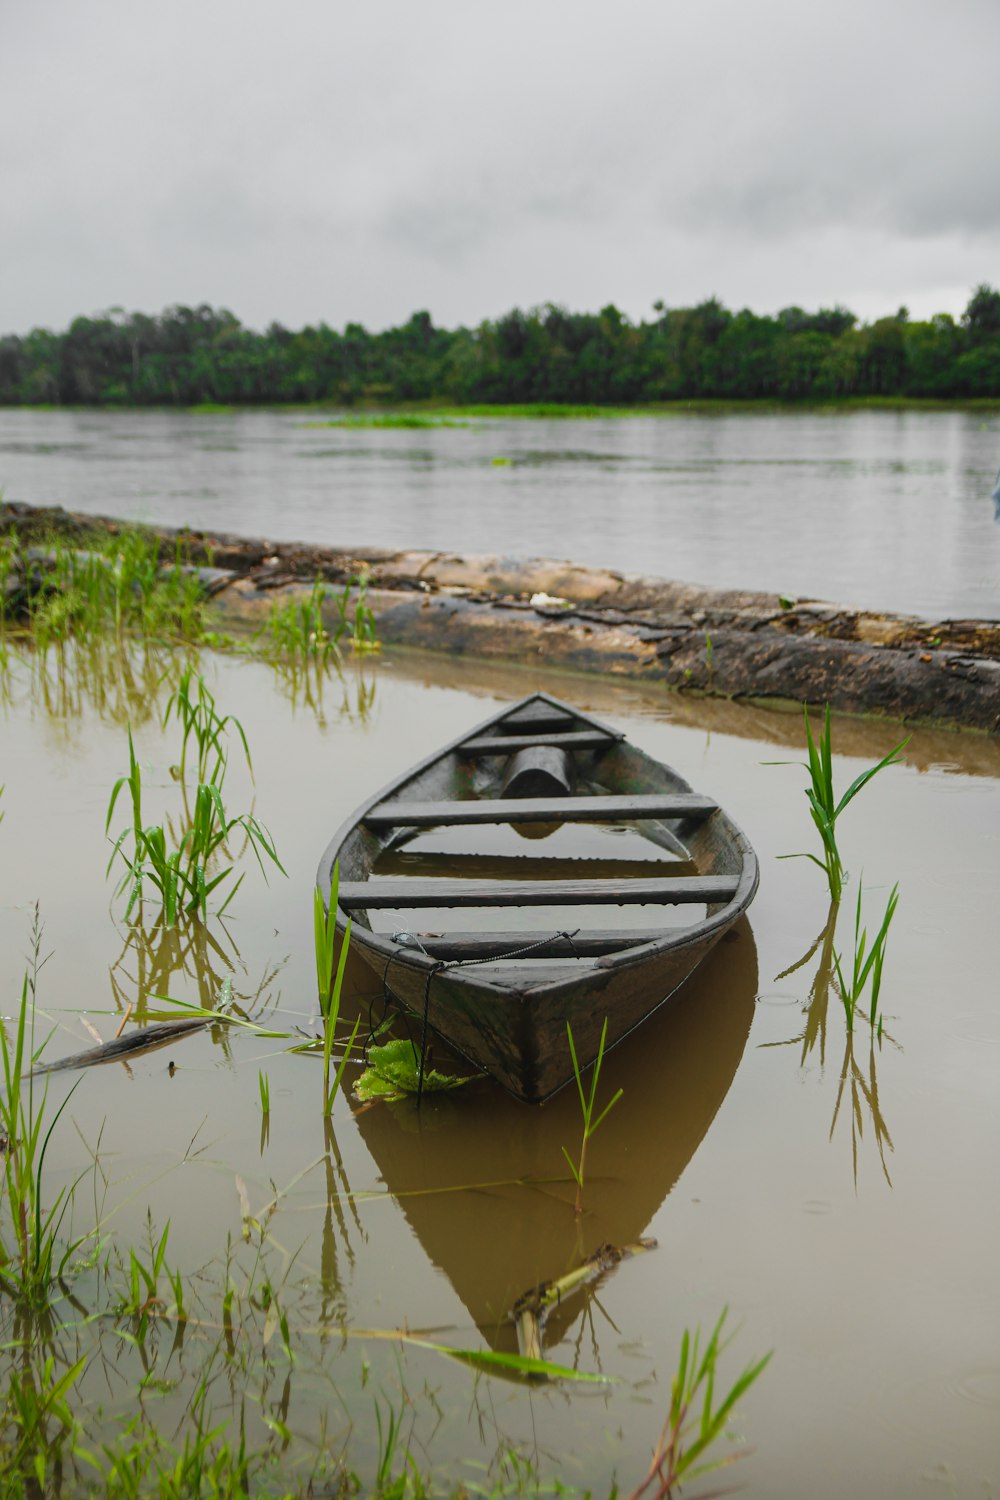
[[3, 291, 999, 406], [4, 397, 1000, 417]]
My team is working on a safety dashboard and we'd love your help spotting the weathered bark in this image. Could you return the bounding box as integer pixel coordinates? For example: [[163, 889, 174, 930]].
[[3, 499, 999, 734]]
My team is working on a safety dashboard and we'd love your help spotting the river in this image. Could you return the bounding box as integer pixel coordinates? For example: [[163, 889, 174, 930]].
[[1, 405, 999, 619], [1, 642, 998, 1497]]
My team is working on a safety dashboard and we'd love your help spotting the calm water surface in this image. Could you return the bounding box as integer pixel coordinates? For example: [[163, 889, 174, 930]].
[[1, 644, 997, 1497], [1, 406, 999, 618]]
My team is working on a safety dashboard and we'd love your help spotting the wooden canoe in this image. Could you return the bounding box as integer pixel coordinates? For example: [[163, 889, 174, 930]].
[[317, 691, 759, 1103]]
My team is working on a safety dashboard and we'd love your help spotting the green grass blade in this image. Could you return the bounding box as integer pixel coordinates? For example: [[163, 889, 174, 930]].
[[834, 736, 910, 818]]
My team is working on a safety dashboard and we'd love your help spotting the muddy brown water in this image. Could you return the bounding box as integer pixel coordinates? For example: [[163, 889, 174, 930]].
[[1, 641, 998, 1496]]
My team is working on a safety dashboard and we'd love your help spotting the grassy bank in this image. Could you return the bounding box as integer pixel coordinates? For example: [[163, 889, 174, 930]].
[[5, 395, 1000, 420]]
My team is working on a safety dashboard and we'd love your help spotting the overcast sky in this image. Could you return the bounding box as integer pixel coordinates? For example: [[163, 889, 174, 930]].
[[3, 0, 998, 335]]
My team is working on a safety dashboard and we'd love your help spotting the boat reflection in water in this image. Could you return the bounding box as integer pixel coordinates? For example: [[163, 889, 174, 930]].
[[351, 919, 757, 1353]]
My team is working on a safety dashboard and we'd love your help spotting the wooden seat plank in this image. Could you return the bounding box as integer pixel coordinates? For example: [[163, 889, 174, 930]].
[[365, 792, 716, 828], [377, 851, 690, 880], [461, 731, 618, 753], [382, 929, 670, 959], [340, 875, 738, 908]]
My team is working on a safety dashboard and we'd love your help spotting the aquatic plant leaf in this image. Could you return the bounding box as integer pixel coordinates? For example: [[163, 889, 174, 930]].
[[353, 1038, 476, 1102], [354, 1069, 406, 1103]]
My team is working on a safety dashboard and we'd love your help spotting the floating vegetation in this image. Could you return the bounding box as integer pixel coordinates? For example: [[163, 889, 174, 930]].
[[453, 403, 643, 420], [301, 414, 470, 430], [354, 1038, 478, 1104], [774, 703, 908, 904], [147, 977, 286, 1043]]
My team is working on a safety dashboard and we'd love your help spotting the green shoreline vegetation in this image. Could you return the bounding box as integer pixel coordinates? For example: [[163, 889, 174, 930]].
[[1, 284, 999, 409]]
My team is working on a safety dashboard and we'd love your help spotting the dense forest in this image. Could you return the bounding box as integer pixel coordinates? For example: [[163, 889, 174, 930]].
[[2, 285, 999, 407]]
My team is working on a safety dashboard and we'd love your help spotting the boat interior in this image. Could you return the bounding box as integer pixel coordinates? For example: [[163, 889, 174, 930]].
[[334, 693, 749, 972]]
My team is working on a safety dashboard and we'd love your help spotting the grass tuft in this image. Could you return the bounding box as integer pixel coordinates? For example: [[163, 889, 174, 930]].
[[106, 700, 285, 925], [314, 877, 360, 1115], [775, 703, 908, 904], [626, 1308, 771, 1499], [0, 910, 85, 1308]]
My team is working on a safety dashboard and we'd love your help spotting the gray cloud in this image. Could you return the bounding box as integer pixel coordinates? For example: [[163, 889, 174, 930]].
[[2, 0, 998, 333]]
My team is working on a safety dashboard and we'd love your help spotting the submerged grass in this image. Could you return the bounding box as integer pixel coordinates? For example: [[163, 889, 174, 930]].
[[0, 976, 83, 1307], [2, 528, 208, 648], [0, 910, 771, 1496], [0, 909, 85, 1309], [626, 1309, 771, 1500], [261, 578, 340, 663], [314, 876, 360, 1115], [1, 519, 388, 698], [260, 574, 380, 664], [562, 1019, 623, 1217], [0, 618, 784, 1494]]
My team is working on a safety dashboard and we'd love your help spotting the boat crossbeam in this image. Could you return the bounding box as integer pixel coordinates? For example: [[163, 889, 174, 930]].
[[364, 792, 717, 828], [339, 875, 738, 908]]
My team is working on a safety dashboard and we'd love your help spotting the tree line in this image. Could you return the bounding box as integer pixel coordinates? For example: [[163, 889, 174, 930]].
[[1, 286, 999, 407]]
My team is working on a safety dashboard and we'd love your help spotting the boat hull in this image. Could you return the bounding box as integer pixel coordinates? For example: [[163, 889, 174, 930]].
[[357, 921, 737, 1102], [318, 691, 759, 1103]]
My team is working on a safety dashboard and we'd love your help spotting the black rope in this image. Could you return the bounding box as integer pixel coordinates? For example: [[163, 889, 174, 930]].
[[416, 961, 447, 1107], [384, 929, 584, 1107], [374, 947, 421, 1054]]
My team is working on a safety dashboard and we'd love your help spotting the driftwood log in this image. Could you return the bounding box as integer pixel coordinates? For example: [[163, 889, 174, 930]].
[[3, 499, 999, 734]]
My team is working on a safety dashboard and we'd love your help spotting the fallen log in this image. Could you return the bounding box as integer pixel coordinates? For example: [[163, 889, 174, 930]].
[[3, 499, 998, 734]]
